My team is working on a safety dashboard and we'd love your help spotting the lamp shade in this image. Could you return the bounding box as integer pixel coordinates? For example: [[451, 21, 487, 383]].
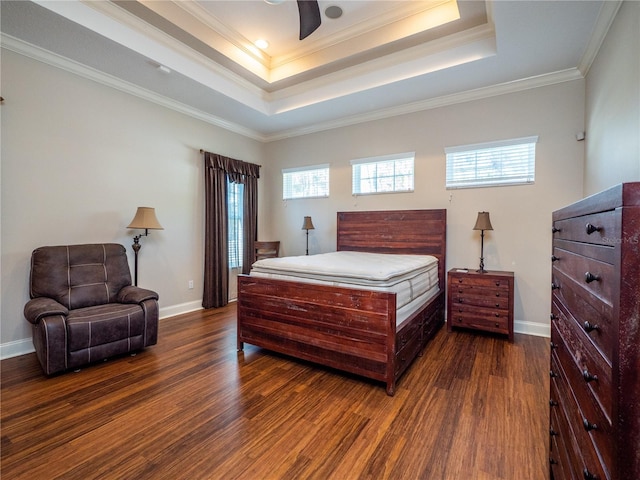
[[473, 211, 493, 231], [302, 216, 315, 230], [127, 207, 164, 230]]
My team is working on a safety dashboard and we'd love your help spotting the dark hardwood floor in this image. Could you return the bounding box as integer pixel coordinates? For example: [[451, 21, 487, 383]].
[[1, 304, 549, 479]]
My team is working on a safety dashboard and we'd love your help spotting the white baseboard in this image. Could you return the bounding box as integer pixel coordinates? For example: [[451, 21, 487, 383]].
[[1, 300, 205, 360], [0, 338, 35, 360], [514, 320, 550, 338], [159, 300, 203, 319]]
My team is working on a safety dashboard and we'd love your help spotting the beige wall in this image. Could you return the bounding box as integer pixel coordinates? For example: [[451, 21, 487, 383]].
[[263, 82, 586, 336], [1, 45, 589, 356], [584, 1, 640, 194], [0, 50, 264, 354]]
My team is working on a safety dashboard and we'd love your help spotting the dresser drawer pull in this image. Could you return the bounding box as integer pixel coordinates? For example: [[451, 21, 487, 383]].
[[582, 370, 598, 382], [495, 281, 501, 287], [582, 418, 598, 432], [495, 303, 500, 308], [550, 370, 558, 378], [494, 323, 500, 328], [550, 342, 558, 350], [495, 292, 500, 297], [550, 313, 558, 321], [552, 226, 561, 233], [549, 457, 558, 465], [583, 468, 598, 480], [585, 272, 600, 283], [585, 223, 602, 235], [458, 298, 464, 303], [494, 313, 500, 318], [458, 278, 463, 283], [551, 255, 560, 262], [549, 399, 558, 407], [551, 282, 560, 290], [583, 321, 599, 333], [549, 428, 558, 436]]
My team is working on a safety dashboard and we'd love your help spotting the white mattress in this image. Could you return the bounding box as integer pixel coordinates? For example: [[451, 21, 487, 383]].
[[250, 251, 440, 327]]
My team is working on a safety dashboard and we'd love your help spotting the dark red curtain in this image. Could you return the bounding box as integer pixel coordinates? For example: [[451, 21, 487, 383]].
[[203, 152, 260, 309]]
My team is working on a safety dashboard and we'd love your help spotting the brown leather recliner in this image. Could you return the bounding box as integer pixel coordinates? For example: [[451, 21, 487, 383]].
[[24, 243, 159, 375]]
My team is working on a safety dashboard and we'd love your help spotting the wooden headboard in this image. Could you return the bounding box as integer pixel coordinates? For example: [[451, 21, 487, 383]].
[[336, 209, 447, 289]]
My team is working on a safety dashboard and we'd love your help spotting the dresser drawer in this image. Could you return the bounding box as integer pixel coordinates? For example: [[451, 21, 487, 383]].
[[551, 351, 609, 480], [554, 210, 619, 246], [552, 249, 614, 306], [551, 311, 612, 423], [550, 403, 578, 480], [552, 269, 614, 364]]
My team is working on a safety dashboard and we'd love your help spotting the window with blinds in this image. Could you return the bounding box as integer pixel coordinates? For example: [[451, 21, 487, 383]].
[[351, 153, 415, 195], [445, 136, 538, 189], [228, 179, 243, 269], [282, 164, 329, 200]]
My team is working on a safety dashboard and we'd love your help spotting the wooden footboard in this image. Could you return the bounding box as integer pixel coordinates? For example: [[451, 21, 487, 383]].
[[237, 275, 444, 395]]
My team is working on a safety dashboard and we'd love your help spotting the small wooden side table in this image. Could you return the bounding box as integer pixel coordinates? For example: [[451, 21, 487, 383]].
[[447, 268, 514, 341]]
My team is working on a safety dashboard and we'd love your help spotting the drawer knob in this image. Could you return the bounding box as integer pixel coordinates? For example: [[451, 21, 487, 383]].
[[550, 342, 558, 349], [582, 418, 598, 432], [551, 282, 560, 290], [582, 370, 598, 382], [495, 303, 500, 308], [494, 323, 499, 328], [551, 255, 560, 262], [585, 223, 602, 235], [549, 370, 558, 378], [495, 281, 501, 287], [583, 321, 599, 333], [550, 313, 558, 321], [549, 457, 558, 465], [552, 226, 561, 233], [583, 468, 598, 480], [585, 271, 600, 283], [458, 298, 464, 303], [549, 399, 558, 407], [549, 428, 558, 437], [458, 278, 463, 283], [494, 313, 500, 318]]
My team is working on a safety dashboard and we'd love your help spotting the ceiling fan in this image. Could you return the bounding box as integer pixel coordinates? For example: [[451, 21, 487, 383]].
[[266, 0, 322, 40]]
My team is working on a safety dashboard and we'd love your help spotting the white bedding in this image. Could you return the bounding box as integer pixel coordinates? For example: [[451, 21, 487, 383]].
[[250, 251, 440, 328]]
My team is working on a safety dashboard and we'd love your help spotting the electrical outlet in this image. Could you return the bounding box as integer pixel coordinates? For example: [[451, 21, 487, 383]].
[[188, 280, 194, 289]]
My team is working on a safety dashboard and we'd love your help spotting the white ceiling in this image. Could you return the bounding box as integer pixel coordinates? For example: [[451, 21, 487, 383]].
[[0, 1, 617, 141]]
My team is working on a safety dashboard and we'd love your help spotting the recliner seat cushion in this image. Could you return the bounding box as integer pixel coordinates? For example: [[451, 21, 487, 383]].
[[66, 303, 147, 355]]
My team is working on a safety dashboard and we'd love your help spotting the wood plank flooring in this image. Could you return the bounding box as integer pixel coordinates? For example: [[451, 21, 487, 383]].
[[1, 304, 550, 479]]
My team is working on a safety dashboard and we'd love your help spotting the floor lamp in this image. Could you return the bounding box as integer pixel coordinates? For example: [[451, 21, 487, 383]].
[[127, 207, 163, 286]]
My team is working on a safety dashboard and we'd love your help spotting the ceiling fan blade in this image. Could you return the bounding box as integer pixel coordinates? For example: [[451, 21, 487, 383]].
[[297, 0, 321, 40]]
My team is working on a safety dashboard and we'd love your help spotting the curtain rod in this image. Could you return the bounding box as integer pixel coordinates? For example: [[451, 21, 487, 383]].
[[200, 149, 261, 167]]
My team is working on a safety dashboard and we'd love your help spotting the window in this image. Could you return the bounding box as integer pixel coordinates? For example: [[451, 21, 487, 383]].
[[351, 153, 415, 195], [445, 136, 538, 189], [228, 179, 244, 269], [282, 164, 329, 200]]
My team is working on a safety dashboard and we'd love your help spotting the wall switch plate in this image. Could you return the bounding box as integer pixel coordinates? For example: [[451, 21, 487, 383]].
[[188, 280, 194, 289]]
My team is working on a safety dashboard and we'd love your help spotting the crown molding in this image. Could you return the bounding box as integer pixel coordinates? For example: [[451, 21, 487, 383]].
[[1, 34, 267, 142], [265, 68, 585, 142], [3, 33, 585, 145], [577, 0, 623, 76]]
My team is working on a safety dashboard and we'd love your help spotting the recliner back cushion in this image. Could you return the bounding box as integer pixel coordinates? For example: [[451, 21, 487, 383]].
[[30, 244, 132, 309]]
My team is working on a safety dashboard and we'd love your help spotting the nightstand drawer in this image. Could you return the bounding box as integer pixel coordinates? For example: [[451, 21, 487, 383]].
[[450, 311, 508, 334], [450, 292, 510, 309]]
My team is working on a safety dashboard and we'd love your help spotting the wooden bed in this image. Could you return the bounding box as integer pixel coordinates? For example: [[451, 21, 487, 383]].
[[237, 209, 446, 395]]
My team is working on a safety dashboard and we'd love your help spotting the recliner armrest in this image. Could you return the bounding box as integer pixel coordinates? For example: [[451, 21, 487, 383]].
[[24, 297, 69, 324], [117, 286, 159, 304]]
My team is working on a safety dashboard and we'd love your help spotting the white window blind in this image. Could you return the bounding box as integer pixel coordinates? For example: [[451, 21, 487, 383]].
[[351, 153, 414, 195], [445, 136, 538, 189], [227, 179, 243, 269], [282, 164, 329, 200]]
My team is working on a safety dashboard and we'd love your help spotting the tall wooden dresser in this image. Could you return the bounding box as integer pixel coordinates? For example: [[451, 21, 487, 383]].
[[549, 182, 640, 480]]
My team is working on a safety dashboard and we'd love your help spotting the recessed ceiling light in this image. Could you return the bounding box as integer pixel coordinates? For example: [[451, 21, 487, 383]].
[[325, 5, 343, 19], [255, 39, 269, 50]]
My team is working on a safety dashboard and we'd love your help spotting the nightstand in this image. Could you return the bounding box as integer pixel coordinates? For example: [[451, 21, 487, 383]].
[[447, 269, 514, 341]]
